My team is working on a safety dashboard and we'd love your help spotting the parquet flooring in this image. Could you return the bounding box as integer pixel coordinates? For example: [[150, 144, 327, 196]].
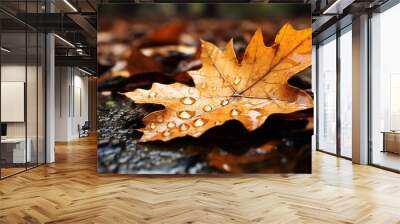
[[1, 136, 400, 224]]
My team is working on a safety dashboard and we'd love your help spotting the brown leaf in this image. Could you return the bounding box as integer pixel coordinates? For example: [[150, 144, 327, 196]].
[[148, 20, 187, 45], [98, 47, 163, 85], [207, 140, 280, 173], [125, 24, 313, 142]]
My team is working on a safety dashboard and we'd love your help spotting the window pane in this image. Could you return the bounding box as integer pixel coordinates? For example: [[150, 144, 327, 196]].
[[317, 36, 337, 154], [371, 4, 400, 171], [339, 28, 352, 158]]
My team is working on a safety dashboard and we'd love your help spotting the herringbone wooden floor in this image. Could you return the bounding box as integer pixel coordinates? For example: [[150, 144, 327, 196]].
[[1, 136, 400, 224]]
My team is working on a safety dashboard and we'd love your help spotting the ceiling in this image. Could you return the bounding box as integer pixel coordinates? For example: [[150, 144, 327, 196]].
[[0, 0, 392, 73]]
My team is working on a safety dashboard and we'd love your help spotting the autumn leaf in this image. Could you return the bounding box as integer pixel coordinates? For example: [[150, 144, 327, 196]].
[[98, 47, 163, 85], [148, 20, 188, 44], [207, 140, 280, 173], [124, 24, 313, 142]]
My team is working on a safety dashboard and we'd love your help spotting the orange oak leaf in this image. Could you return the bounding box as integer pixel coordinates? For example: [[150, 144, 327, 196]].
[[124, 24, 313, 142]]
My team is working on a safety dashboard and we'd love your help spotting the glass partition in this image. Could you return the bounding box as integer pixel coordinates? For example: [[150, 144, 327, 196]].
[[27, 30, 38, 169], [1, 30, 28, 177], [38, 32, 45, 165], [0, 1, 46, 179], [371, 4, 400, 171], [317, 35, 337, 154]]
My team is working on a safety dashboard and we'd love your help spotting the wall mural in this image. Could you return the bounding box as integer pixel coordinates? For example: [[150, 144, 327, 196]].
[[97, 3, 313, 174]]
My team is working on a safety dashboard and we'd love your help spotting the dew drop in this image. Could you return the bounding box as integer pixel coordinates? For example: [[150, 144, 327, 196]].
[[188, 88, 195, 94], [177, 111, 194, 119], [193, 118, 207, 127], [201, 82, 207, 89], [222, 163, 231, 171], [149, 123, 156, 129], [179, 123, 189, 131], [156, 115, 163, 123], [162, 131, 171, 137], [233, 76, 241, 85], [148, 92, 157, 98], [220, 99, 229, 106], [230, 109, 240, 117], [167, 122, 176, 129], [215, 121, 222, 125], [203, 105, 212, 112], [180, 97, 196, 105]]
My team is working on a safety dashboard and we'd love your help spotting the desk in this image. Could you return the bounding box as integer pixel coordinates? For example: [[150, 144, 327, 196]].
[[1, 138, 31, 163], [382, 131, 400, 154]]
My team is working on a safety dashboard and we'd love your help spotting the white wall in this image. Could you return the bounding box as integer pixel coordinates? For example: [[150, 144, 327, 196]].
[[55, 66, 70, 141], [55, 67, 89, 141], [1, 65, 37, 138]]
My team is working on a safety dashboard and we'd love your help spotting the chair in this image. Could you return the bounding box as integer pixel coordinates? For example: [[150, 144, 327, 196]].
[[78, 121, 90, 138]]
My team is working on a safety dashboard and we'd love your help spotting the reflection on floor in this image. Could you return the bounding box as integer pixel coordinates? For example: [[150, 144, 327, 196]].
[[0, 136, 400, 223], [373, 150, 400, 171], [0, 167, 25, 177], [0, 163, 42, 178]]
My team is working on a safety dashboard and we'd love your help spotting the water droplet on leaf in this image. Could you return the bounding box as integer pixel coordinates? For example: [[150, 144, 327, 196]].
[[149, 123, 156, 129], [179, 123, 189, 131], [167, 122, 176, 128], [180, 97, 196, 105], [233, 76, 241, 85], [220, 99, 229, 106], [177, 111, 194, 119], [230, 109, 240, 116], [193, 118, 207, 127], [203, 105, 212, 112], [162, 131, 171, 137]]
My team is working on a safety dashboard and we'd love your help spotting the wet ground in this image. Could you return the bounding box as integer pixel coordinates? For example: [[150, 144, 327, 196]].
[[97, 93, 312, 174], [97, 94, 216, 174]]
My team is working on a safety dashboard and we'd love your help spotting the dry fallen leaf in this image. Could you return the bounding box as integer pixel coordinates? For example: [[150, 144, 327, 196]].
[[148, 20, 187, 44], [125, 24, 313, 142], [207, 140, 280, 173], [98, 47, 163, 85]]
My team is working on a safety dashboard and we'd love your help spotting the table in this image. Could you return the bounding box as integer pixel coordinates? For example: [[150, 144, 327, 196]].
[[1, 138, 31, 163], [382, 131, 400, 154]]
